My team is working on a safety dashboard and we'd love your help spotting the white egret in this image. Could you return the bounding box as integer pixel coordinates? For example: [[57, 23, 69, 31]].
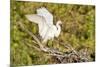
[[25, 7, 62, 43]]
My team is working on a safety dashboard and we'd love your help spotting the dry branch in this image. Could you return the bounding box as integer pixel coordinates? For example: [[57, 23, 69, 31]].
[[18, 21, 89, 63], [18, 22, 63, 54]]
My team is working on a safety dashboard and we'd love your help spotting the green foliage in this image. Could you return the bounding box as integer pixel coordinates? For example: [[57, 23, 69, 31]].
[[11, 0, 95, 66]]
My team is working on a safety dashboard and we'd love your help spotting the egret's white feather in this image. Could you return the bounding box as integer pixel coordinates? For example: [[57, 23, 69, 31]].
[[25, 14, 45, 24], [25, 14, 50, 40], [37, 7, 53, 26], [25, 7, 62, 43]]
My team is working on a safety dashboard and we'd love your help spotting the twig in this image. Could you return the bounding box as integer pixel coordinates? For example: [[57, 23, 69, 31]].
[[18, 21, 63, 54], [17, 21, 89, 63], [25, 41, 41, 51], [18, 22, 45, 50]]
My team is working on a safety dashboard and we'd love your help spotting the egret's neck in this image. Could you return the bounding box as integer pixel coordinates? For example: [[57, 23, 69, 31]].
[[55, 23, 61, 37]]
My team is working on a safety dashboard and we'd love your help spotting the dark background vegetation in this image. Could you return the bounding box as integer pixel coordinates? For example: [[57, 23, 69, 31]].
[[11, 0, 95, 66]]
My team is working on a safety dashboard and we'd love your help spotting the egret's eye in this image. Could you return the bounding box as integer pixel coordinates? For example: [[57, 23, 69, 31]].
[[60, 24, 63, 28]]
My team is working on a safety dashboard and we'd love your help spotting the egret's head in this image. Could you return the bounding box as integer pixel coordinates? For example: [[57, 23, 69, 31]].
[[56, 20, 62, 27], [55, 20, 62, 37], [57, 20, 62, 25]]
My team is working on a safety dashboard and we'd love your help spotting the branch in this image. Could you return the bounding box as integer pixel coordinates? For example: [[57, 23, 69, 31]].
[[18, 22, 63, 54], [18, 22, 44, 49], [18, 21, 89, 63]]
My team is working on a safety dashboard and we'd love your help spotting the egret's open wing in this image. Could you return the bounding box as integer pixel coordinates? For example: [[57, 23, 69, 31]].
[[25, 14, 45, 24], [25, 14, 49, 39], [37, 7, 53, 25]]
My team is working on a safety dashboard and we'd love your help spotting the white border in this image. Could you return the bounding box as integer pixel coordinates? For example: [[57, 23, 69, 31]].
[[0, 0, 10, 67], [16, 0, 95, 5], [0, 0, 99, 67]]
